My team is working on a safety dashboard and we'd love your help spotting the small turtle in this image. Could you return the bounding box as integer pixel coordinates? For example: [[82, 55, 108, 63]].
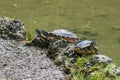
[[50, 29, 78, 43], [35, 29, 52, 41], [26, 29, 51, 48], [33, 29, 78, 43], [74, 40, 98, 56], [26, 29, 77, 48]]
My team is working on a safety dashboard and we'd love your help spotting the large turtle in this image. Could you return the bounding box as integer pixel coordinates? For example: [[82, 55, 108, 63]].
[[50, 29, 78, 43], [74, 40, 98, 56], [34, 29, 78, 43], [26, 29, 78, 48]]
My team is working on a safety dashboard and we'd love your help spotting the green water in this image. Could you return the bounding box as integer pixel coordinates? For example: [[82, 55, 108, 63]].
[[0, 0, 120, 65]]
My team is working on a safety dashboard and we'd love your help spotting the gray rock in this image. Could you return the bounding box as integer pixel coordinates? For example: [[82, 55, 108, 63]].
[[84, 55, 113, 70], [92, 55, 112, 64], [0, 38, 65, 80], [0, 17, 26, 41], [115, 66, 120, 76]]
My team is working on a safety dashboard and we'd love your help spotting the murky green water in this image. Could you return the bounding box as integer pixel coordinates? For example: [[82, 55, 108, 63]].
[[0, 0, 120, 65]]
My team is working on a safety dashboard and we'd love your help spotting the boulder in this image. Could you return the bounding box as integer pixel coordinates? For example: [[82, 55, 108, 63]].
[[0, 17, 26, 41]]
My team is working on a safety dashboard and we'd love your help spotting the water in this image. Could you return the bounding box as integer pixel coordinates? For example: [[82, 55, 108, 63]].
[[0, 0, 120, 65]]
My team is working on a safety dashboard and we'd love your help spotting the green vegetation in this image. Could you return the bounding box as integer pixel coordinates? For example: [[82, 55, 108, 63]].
[[26, 32, 32, 41], [69, 56, 120, 80]]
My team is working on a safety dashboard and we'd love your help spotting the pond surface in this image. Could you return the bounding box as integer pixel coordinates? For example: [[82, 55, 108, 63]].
[[0, 0, 120, 65]]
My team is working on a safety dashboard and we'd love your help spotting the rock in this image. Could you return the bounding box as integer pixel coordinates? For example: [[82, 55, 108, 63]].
[[83, 55, 114, 79], [48, 39, 68, 53], [65, 46, 75, 56], [51, 39, 68, 48], [92, 55, 112, 64], [115, 66, 120, 76], [107, 65, 120, 76], [84, 55, 113, 70], [47, 39, 68, 59], [54, 55, 64, 66], [0, 38, 65, 80], [26, 36, 50, 48], [0, 17, 26, 41]]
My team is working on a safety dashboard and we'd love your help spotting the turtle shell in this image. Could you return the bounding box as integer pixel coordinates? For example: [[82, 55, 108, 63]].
[[51, 29, 78, 42], [35, 29, 53, 41], [76, 40, 92, 48], [75, 40, 98, 56]]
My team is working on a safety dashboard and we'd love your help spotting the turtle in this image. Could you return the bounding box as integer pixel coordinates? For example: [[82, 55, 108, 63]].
[[74, 40, 98, 56], [35, 29, 52, 41], [26, 29, 78, 48], [25, 29, 51, 48], [34, 29, 78, 43], [50, 29, 78, 43]]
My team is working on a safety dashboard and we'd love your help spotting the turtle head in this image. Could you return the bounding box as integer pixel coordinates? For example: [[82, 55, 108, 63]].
[[41, 30, 49, 37], [35, 29, 49, 37], [35, 28, 41, 36], [35, 29, 52, 41], [41, 30, 53, 41], [90, 40, 96, 45]]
